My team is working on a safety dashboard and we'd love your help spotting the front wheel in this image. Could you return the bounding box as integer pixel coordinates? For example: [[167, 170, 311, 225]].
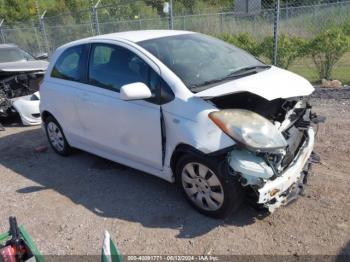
[[176, 154, 244, 218]]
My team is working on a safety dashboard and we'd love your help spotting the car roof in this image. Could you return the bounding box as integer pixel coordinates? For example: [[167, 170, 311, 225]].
[[56, 30, 197, 53], [89, 30, 194, 43]]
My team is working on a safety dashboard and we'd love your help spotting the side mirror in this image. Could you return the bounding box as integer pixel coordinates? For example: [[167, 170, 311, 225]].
[[120, 82, 152, 101], [36, 53, 48, 60]]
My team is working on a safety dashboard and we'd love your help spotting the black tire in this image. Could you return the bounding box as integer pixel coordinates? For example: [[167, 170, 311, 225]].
[[176, 153, 245, 218], [44, 115, 72, 156]]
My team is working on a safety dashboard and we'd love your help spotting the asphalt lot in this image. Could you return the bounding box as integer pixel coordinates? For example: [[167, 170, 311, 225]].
[[0, 92, 349, 257]]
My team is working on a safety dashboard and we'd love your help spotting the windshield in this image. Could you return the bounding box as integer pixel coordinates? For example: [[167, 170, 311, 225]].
[[139, 33, 265, 91], [0, 47, 34, 63]]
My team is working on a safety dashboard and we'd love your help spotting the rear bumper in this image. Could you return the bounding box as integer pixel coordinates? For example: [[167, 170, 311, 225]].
[[257, 128, 315, 211]]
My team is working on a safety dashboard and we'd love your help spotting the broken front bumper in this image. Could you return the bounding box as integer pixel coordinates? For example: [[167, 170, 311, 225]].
[[258, 128, 315, 211], [229, 128, 315, 212]]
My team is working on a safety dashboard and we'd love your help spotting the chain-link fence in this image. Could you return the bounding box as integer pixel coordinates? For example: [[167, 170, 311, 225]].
[[44, 9, 93, 51], [0, 0, 349, 80], [1, 21, 42, 56], [278, 0, 350, 37]]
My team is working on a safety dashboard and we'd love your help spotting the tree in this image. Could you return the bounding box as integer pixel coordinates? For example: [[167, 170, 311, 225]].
[[260, 34, 308, 69], [308, 28, 350, 80], [0, 0, 36, 24], [220, 33, 263, 57]]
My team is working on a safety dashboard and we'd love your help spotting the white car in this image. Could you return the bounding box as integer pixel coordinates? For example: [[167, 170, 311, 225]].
[[40, 30, 321, 218]]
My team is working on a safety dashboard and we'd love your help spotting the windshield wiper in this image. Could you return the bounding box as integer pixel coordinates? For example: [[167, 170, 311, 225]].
[[190, 65, 271, 91], [227, 65, 271, 77]]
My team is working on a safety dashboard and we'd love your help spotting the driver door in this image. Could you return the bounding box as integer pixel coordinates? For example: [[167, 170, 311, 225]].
[[75, 43, 163, 170]]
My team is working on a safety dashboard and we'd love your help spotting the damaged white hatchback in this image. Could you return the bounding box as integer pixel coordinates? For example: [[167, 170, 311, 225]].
[[40, 30, 324, 218]]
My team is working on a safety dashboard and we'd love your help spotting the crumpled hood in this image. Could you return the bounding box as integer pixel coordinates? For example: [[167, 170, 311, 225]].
[[0, 60, 49, 72], [194, 66, 314, 101]]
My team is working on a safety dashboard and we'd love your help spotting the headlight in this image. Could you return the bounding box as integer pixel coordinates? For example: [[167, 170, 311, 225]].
[[209, 109, 287, 151]]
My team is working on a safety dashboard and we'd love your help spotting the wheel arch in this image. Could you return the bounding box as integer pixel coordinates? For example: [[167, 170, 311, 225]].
[[41, 111, 68, 137], [169, 143, 234, 180], [170, 144, 205, 178], [41, 110, 55, 123]]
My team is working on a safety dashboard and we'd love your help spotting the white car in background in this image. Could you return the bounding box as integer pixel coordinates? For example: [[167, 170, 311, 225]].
[[40, 30, 322, 218]]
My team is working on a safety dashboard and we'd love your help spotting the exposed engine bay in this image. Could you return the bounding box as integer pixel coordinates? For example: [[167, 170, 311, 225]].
[[0, 71, 43, 127], [209, 92, 325, 212]]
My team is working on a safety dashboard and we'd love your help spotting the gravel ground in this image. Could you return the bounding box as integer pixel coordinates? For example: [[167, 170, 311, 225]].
[[312, 86, 350, 100], [0, 89, 349, 258]]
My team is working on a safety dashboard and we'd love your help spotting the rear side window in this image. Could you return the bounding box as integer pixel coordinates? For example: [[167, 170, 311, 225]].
[[88, 44, 150, 93], [51, 45, 86, 82]]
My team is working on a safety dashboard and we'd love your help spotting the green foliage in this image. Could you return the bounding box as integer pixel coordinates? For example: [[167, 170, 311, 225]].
[[0, 0, 234, 24], [173, 0, 232, 15], [220, 33, 307, 69], [307, 28, 350, 80], [0, 0, 35, 24], [219, 33, 262, 57], [260, 34, 308, 69], [341, 14, 350, 36]]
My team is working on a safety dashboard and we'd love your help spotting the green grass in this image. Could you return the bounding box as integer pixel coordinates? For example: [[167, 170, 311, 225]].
[[289, 52, 350, 85]]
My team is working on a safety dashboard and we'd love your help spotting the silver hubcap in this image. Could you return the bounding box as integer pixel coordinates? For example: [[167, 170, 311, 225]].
[[47, 122, 64, 152], [181, 162, 224, 211]]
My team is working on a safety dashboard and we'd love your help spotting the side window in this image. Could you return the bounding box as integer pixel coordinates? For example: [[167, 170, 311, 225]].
[[92, 45, 112, 65], [51, 45, 85, 82], [88, 44, 150, 93]]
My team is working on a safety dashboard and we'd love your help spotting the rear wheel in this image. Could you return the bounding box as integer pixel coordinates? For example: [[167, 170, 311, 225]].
[[44, 116, 71, 156], [176, 154, 244, 218]]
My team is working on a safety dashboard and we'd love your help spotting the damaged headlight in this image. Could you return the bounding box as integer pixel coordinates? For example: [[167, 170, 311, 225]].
[[209, 109, 287, 152]]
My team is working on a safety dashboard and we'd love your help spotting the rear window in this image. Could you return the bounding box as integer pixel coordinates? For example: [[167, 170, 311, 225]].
[[51, 45, 86, 82]]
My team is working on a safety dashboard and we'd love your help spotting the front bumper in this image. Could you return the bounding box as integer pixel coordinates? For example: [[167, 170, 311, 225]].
[[228, 127, 315, 212], [11, 92, 42, 126], [257, 128, 315, 212]]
